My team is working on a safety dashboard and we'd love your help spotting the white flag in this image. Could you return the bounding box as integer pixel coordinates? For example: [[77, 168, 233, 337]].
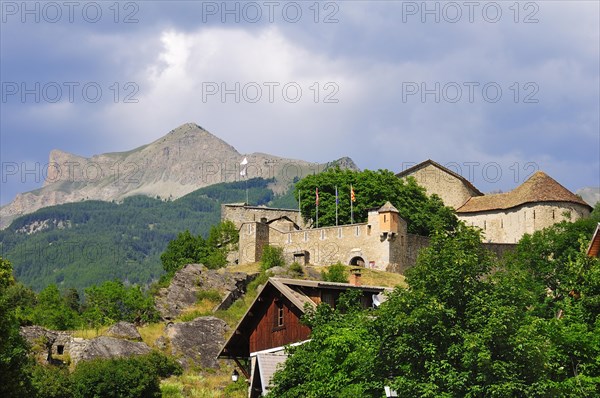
[[240, 157, 248, 177]]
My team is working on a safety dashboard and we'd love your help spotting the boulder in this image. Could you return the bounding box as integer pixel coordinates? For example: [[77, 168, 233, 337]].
[[166, 316, 229, 369], [106, 321, 142, 341], [155, 264, 254, 319], [20, 325, 73, 363], [70, 336, 152, 365]]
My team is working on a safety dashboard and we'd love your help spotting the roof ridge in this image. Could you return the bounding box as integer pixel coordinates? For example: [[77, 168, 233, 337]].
[[396, 159, 484, 196], [457, 170, 591, 213]]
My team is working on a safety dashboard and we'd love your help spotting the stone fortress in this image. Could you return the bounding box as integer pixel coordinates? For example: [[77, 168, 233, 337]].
[[398, 160, 592, 243], [223, 160, 592, 272]]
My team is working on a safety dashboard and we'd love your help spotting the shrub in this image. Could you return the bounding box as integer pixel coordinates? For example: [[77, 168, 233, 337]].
[[289, 262, 304, 276], [71, 351, 182, 398], [321, 262, 348, 283], [196, 289, 222, 303], [30, 364, 72, 398], [260, 245, 285, 271]]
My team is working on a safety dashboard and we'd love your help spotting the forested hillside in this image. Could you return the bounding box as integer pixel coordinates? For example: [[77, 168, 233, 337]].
[[0, 178, 296, 291]]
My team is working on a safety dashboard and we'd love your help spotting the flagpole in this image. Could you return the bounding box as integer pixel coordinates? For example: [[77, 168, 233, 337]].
[[350, 184, 354, 225], [316, 187, 319, 229], [335, 185, 339, 226], [240, 157, 249, 205]]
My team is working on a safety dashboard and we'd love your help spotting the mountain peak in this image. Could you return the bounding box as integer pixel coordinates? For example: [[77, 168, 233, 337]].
[[0, 123, 358, 229]]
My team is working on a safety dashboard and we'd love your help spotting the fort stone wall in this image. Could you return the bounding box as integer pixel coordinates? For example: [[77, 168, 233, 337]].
[[459, 202, 591, 243], [221, 204, 306, 230], [401, 163, 479, 209]]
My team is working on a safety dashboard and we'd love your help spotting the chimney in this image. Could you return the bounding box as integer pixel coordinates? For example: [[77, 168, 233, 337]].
[[349, 268, 362, 286]]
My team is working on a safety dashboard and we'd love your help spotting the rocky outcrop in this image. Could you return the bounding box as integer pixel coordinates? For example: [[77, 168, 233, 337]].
[[155, 264, 255, 320], [20, 325, 151, 366], [69, 336, 152, 365], [106, 321, 142, 341], [166, 316, 229, 369], [1, 122, 359, 229]]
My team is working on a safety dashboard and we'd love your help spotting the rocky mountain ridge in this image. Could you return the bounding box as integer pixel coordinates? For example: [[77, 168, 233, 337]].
[[0, 123, 358, 229]]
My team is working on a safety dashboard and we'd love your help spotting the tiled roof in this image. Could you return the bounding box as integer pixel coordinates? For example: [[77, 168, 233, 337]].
[[396, 159, 484, 196], [457, 171, 591, 213]]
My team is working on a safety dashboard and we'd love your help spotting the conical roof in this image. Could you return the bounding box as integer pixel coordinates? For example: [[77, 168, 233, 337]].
[[457, 171, 591, 213], [378, 201, 399, 213]]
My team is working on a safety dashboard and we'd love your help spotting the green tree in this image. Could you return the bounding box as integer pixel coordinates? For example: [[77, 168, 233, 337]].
[[82, 280, 159, 327], [160, 221, 240, 273], [5, 282, 37, 325], [160, 230, 205, 275], [268, 291, 382, 398], [294, 168, 456, 235], [261, 245, 285, 270], [203, 220, 239, 269], [0, 257, 33, 397], [270, 223, 600, 397], [32, 284, 80, 330]]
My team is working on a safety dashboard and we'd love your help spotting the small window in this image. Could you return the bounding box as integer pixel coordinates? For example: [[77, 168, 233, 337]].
[[338, 228, 342, 238], [321, 292, 335, 308], [57, 345, 64, 355], [384, 214, 387, 222], [287, 233, 291, 243], [277, 304, 284, 327], [304, 231, 308, 242], [483, 221, 486, 230]]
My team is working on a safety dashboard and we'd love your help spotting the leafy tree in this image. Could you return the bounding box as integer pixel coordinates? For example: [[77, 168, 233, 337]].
[[261, 245, 285, 270], [204, 220, 239, 269], [62, 288, 80, 313], [5, 282, 37, 325], [82, 280, 159, 327], [268, 291, 382, 398], [294, 168, 456, 235], [161, 221, 240, 273], [32, 284, 80, 330], [270, 221, 600, 397], [160, 230, 205, 275], [0, 257, 33, 397]]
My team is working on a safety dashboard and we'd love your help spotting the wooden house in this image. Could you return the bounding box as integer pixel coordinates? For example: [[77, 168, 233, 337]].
[[218, 276, 389, 397]]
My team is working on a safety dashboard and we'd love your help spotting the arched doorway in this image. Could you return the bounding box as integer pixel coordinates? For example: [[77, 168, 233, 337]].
[[349, 256, 365, 267]]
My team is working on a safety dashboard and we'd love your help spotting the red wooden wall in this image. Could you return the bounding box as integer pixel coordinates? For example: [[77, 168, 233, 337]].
[[249, 289, 311, 353]]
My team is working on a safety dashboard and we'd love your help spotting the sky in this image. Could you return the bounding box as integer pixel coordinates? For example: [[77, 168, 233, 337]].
[[1, 0, 599, 206]]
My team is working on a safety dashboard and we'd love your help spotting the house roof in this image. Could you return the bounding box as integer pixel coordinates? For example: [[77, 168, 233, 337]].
[[256, 351, 288, 395], [378, 201, 399, 213], [457, 171, 592, 213], [396, 159, 484, 196], [587, 223, 600, 257], [218, 277, 389, 359]]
